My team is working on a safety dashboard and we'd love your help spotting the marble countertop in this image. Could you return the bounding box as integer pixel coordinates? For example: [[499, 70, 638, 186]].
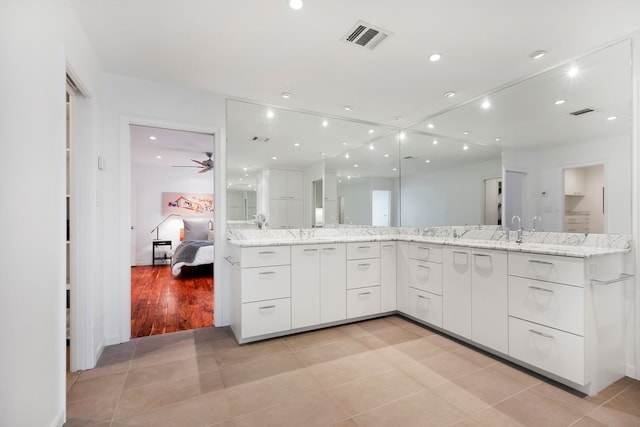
[[227, 234, 630, 258]]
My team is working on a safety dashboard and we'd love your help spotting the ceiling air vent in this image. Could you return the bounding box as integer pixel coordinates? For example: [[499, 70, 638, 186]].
[[251, 136, 270, 142], [342, 20, 391, 50], [570, 108, 595, 116], [403, 155, 417, 160]]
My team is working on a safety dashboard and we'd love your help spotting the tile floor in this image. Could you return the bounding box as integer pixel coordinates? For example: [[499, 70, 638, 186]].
[[65, 315, 640, 426]]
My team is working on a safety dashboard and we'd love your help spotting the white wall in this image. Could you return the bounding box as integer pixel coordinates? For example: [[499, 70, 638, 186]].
[[304, 161, 324, 227], [338, 180, 372, 225], [133, 165, 214, 265], [0, 1, 104, 425], [401, 159, 501, 226], [101, 74, 226, 344]]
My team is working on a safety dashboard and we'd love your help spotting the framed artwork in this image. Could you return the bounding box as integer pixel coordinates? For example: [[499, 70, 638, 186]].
[[162, 192, 213, 216]]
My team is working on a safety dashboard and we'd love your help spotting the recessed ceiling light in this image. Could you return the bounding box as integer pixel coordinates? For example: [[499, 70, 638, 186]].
[[495, 137, 501, 142], [281, 92, 292, 99], [393, 116, 403, 121], [149, 136, 157, 141], [529, 50, 546, 60], [155, 155, 162, 159], [347, 176, 351, 179], [399, 131, 406, 141], [463, 131, 470, 135], [444, 91, 456, 98], [245, 174, 249, 177], [368, 129, 375, 134], [243, 167, 247, 171], [567, 66, 578, 78], [392, 168, 397, 171], [428, 53, 441, 62], [239, 178, 243, 181], [369, 144, 374, 150], [481, 100, 491, 109], [354, 164, 359, 168], [272, 156, 277, 160], [607, 116, 617, 121], [345, 153, 350, 159], [463, 144, 469, 150], [384, 154, 389, 157], [555, 99, 566, 105], [433, 140, 438, 145], [344, 105, 353, 111], [321, 152, 326, 156], [427, 123, 434, 129], [322, 120, 328, 127], [266, 110, 274, 118], [425, 160, 431, 163], [338, 180, 342, 183], [294, 143, 300, 147], [288, 0, 303, 10]]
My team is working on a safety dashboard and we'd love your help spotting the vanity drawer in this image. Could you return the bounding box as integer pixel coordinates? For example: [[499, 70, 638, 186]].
[[508, 276, 584, 335], [508, 317, 585, 385], [409, 259, 442, 295], [346, 258, 381, 289], [409, 242, 442, 263], [407, 287, 442, 328], [241, 298, 291, 338], [241, 246, 290, 268], [346, 242, 380, 260], [508, 252, 584, 286], [241, 265, 291, 303], [346, 286, 381, 319]]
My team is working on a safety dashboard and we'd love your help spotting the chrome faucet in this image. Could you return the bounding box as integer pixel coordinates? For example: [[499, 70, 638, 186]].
[[532, 216, 543, 232], [511, 215, 523, 243]]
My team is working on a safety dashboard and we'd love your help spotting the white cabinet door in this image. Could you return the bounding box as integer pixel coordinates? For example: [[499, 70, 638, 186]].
[[380, 242, 397, 312], [324, 171, 337, 201], [286, 199, 304, 228], [320, 243, 346, 323], [269, 169, 289, 199], [347, 258, 381, 289], [242, 298, 291, 338], [409, 259, 442, 295], [346, 286, 381, 319], [269, 199, 287, 228], [471, 249, 508, 354], [291, 245, 320, 329], [287, 170, 304, 199], [442, 247, 471, 339], [407, 287, 442, 327], [396, 242, 410, 313], [324, 200, 338, 225]]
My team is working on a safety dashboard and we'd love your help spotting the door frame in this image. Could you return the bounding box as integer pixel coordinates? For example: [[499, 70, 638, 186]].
[[118, 116, 221, 343]]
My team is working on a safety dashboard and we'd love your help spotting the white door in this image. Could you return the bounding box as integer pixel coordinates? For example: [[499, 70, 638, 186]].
[[371, 190, 391, 226]]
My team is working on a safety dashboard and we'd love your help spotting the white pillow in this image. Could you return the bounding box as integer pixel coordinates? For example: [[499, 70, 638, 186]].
[[183, 219, 209, 240]]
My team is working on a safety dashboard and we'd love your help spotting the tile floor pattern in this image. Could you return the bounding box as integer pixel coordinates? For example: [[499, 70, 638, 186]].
[[65, 315, 640, 426]]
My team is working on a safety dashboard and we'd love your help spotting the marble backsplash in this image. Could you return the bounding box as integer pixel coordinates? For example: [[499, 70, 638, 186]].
[[227, 225, 631, 251]]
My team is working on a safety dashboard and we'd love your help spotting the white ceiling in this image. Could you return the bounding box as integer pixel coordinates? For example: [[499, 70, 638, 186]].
[[130, 125, 214, 168], [71, 0, 640, 127]]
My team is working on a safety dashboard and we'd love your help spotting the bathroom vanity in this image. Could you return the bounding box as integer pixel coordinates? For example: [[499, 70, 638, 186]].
[[226, 227, 633, 395]]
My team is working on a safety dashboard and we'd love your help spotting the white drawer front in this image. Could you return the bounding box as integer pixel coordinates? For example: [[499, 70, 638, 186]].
[[407, 287, 442, 328], [508, 276, 584, 335], [241, 298, 291, 338], [508, 252, 584, 286], [241, 246, 290, 268], [241, 265, 291, 303], [346, 286, 381, 319], [346, 242, 381, 260], [508, 317, 585, 385], [409, 242, 442, 263], [347, 258, 381, 289], [408, 259, 442, 295]]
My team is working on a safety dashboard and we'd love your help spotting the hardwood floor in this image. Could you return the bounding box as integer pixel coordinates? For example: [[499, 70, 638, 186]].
[[131, 264, 213, 338]]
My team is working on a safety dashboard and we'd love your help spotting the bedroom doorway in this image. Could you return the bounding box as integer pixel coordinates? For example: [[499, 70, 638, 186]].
[[129, 125, 215, 338]]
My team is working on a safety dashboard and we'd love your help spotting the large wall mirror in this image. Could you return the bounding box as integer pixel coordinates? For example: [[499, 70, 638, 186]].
[[226, 99, 395, 228], [404, 38, 632, 233]]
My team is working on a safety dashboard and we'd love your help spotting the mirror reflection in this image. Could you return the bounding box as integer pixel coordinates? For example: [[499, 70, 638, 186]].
[[405, 38, 632, 233]]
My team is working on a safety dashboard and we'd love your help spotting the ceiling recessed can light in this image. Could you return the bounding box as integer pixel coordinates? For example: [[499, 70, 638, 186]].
[[463, 131, 470, 135], [354, 164, 359, 168], [607, 116, 617, 121], [425, 160, 430, 163], [444, 91, 456, 98], [321, 152, 326, 156], [288, 0, 303, 10], [345, 153, 350, 159], [393, 116, 403, 121], [369, 144, 374, 150], [294, 143, 300, 147], [155, 155, 162, 159], [245, 174, 249, 177], [368, 129, 375, 134], [322, 120, 328, 127], [428, 53, 441, 62], [281, 92, 292, 99], [427, 123, 434, 129], [272, 156, 277, 160], [343, 105, 353, 111], [392, 168, 397, 171], [463, 144, 469, 150], [529, 50, 547, 60], [347, 176, 351, 179], [243, 167, 247, 171], [495, 137, 501, 141], [433, 140, 438, 145], [567, 66, 578, 77], [555, 99, 566, 105], [341, 141, 348, 146], [399, 131, 406, 140], [266, 110, 274, 118], [384, 154, 389, 157], [481, 100, 491, 109], [149, 136, 157, 141]]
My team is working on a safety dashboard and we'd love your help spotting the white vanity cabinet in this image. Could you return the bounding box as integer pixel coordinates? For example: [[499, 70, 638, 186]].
[[442, 247, 472, 339], [380, 242, 397, 312], [320, 243, 347, 323], [396, 242, 410, 313], [291, 244, 320, 329], [268, 168, 304, 229], [346, 242, 381, 318], [231, 245, 292, 342], [507, 251, 628, 394], [406, 242, 443, 327], [471, 249, 508, 354]]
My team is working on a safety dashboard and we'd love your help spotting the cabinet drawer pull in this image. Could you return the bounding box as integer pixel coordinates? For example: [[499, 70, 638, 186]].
[[322, 247, 336, 251], [528, 286, 554, 293], [259, 305, 276, 310], [474, 253, 491, 258], [358, 263, 371, 267], [258, 251, 276, 255], [417, 246, 430, 251], [528, 260, 554, 266], [417, 295, 431, 301], [357, 246, 371, 249], [259, 271, 276, 275], [358, 292, 372, 296], [304, 248, 318, 252], [453, 251, 468, 255], [280, 196, 288, 199], [417, 265, 430, 270], [529, 329, 554, 339], [382, 245, 394, 248]]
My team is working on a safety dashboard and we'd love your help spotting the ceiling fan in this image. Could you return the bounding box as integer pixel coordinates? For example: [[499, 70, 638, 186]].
[[172, 152, 213, 173]]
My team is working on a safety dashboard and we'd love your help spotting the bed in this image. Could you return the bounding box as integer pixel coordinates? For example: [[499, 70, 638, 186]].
[[170, 219, 215, 276]]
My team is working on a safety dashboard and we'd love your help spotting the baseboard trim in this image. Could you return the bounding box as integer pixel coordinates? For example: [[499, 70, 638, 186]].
[[51, 409, 65, 427], [625, 362, 638, 380]]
